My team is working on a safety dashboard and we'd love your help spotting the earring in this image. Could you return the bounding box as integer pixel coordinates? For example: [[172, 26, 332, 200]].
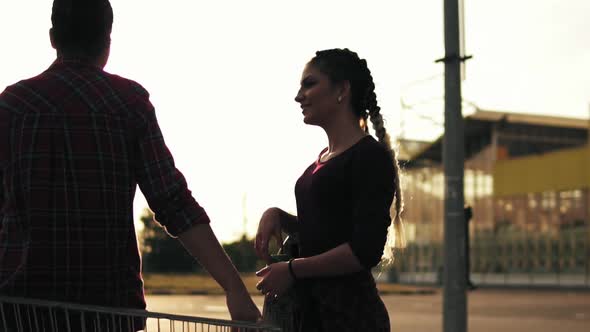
[[337, 96, 342, 103]]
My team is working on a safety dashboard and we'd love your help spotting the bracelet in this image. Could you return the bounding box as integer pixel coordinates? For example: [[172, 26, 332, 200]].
[[288, 258, 298, 281]]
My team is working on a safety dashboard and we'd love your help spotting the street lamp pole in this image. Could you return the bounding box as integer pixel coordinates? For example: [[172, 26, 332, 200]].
[[436, 0, 471, 331]]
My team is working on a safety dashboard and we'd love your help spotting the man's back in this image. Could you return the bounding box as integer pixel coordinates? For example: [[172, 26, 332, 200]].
[[0, 1, 262, 328], [0, 58, 213, 311], [0, 59, 152, 308]]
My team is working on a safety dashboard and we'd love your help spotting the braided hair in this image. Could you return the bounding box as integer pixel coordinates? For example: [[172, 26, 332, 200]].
[[309, 48, 405, 263]]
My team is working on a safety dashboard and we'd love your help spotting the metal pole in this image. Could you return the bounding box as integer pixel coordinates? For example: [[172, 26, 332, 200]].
[[437, 0, 467, 331], [587, 103, 590, 287]]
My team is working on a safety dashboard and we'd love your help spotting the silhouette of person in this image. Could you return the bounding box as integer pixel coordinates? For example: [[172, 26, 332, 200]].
[[0, 1, 260, 330], [255, 48, 404, 331]]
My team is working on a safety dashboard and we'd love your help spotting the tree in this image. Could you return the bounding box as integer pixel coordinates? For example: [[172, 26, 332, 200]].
[[138, 208, 267, 273], [222, 235, 263, 272]]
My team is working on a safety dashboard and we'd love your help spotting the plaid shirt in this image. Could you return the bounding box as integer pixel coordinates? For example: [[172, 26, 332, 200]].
[[0, 59, 210, 308]]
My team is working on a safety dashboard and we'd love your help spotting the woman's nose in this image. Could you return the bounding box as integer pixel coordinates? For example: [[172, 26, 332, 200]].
[[294, 90, 304, 103]]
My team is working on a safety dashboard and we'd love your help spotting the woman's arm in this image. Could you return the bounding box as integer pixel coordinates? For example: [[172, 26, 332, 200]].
[[255, 243, 363, 297], [289, 243, 362, 277], [255, 207, 298, 263], [274, 207, 299, 235]]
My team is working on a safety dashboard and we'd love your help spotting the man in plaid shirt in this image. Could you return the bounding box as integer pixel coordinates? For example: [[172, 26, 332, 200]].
[[0, 0, 260, 327]]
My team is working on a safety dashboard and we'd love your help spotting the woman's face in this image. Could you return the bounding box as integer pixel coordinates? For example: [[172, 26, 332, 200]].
[[294, 63, 341, 126]]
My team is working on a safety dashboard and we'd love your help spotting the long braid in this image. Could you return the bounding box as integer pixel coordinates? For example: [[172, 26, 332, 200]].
[[362, 62, 406, 262]]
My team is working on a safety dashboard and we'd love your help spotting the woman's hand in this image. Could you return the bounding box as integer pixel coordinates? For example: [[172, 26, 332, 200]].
[[255, 208, 283, 263], [255, 262, 294, 299]]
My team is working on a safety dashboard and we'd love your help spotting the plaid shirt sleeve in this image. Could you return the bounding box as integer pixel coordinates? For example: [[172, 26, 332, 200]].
[[132, 89, 210, 237], [0, 96, 21, 286], [0, 104, 7, 217]]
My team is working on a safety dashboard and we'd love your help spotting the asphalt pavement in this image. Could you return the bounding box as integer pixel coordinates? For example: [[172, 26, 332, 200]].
[[146, 288, 590, 332]]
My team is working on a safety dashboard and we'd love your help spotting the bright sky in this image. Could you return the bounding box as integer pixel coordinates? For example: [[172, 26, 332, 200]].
[[1, 1, 589, 243]]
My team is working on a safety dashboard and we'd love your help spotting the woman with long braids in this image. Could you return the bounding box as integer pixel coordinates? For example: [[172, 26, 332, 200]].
[[255, 48, 405, 331]]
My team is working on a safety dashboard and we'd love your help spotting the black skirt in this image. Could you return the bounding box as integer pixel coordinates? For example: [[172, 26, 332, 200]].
[[295, 271, 390, 332]]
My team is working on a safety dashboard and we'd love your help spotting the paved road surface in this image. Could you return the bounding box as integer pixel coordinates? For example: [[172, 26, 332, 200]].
[[146, 289, 589, 331]]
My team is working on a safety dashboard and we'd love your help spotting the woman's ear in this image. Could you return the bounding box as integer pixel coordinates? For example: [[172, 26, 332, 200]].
[[336, 80, 352, 103]]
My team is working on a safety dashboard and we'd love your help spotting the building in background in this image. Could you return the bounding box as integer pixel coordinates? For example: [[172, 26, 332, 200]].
[[397, 110, 590, 287]]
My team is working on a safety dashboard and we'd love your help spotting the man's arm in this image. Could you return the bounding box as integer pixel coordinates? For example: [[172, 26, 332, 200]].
[[132, 93, 259, 321], [177, 224, 243, 292], [0, 104, 9, 218], [0, 168, 4, 217], [178, 224, 260, 321]]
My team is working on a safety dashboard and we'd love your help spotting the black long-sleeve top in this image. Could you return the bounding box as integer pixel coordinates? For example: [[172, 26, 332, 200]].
[[295, 135, 396, 269]]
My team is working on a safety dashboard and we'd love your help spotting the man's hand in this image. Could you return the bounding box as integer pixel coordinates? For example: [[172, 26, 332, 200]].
[[177, 225, 261, 322], [225, 285, 262, 322]]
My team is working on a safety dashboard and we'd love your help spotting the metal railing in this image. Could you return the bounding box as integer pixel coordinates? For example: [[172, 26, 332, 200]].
[[395, 229, 590, 287], [0, 296, 281, 332]]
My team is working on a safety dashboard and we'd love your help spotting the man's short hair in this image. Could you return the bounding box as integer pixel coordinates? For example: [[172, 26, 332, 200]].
[[51, 0, 113, 57]]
